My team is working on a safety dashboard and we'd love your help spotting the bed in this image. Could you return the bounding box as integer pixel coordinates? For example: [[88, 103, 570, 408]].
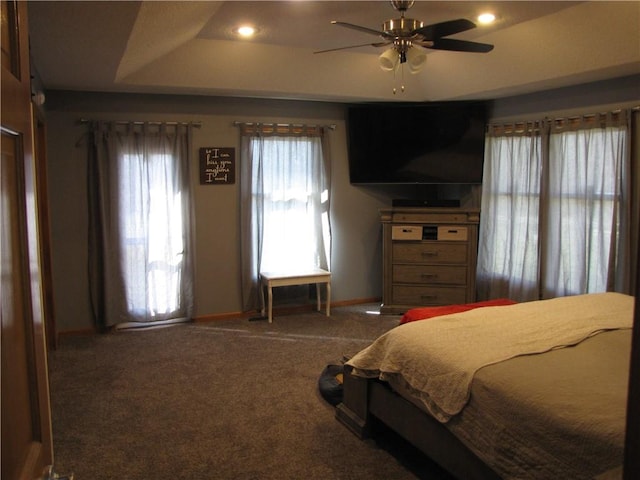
[[336, 292, 633, 480]]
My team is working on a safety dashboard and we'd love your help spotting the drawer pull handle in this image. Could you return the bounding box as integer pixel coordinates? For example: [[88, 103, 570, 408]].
[[420, 294, 438, 300], [421, 251, 438, 257], [421, 273, 437, 279]]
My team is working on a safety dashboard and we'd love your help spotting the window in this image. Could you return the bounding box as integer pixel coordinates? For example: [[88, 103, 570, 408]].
[[252, 136, 328, 273], [239, 125, 331, 311], [543, 123, 627, 296], [478, 114, 629, 301], [477, 129, 543, 301], [120, 153, 185, 317], [88, 122, 194, 328]]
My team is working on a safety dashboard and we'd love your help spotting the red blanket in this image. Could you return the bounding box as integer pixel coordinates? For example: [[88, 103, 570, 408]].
[[400, 298, 517, 325]]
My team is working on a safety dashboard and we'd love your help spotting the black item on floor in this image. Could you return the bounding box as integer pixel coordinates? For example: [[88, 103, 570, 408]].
[[318, 364, 345, 406]]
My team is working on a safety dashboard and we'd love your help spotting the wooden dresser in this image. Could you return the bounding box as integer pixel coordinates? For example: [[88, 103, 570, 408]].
[[380, 207, 480, 314]]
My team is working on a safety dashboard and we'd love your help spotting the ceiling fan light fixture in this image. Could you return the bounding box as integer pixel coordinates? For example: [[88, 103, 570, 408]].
[[379, 48, 399, 71], [406, 47, 427, 73], [322, 1, 494, 85]]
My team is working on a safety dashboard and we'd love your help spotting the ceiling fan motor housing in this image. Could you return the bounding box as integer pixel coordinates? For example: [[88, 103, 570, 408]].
[[383, 17, 423, 37], [383, 17, 424, 62]]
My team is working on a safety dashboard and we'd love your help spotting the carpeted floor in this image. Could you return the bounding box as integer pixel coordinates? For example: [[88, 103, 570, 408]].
[[48, 304, 454, 479]]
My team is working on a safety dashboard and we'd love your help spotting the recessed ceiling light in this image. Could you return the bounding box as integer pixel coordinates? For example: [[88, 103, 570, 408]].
[[477, 13, 496, 25], [235, 25, 257, 38]]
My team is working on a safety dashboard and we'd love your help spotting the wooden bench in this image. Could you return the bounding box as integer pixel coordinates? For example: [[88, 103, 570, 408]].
[[259, 269, 331, 323]]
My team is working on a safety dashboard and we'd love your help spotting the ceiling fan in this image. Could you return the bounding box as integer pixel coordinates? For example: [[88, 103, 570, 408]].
[[315, 0, 494, 74]]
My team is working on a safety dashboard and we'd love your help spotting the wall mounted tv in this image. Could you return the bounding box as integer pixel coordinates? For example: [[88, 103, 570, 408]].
[[347, 101, 488, 185]]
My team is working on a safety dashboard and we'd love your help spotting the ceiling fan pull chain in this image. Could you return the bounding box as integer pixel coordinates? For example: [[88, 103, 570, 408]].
[[392, 65, 397, 94], [393, 64, 406, 94]]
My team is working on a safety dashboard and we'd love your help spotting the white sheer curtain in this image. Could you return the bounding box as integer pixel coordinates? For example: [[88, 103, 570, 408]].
[[88, 122, 195, 329], [239, 124, 331, 311], [543, 114, 629, 297], [478, 112, 630, 302], [477, 122, 543, 301], [257, 136, 328, 272]]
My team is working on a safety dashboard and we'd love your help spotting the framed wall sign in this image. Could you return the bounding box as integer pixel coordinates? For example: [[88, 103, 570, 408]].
[[199, 147, 235, 185]]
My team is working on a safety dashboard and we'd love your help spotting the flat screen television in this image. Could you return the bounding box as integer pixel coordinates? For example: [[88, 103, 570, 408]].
[[347, 101, 488, 185]]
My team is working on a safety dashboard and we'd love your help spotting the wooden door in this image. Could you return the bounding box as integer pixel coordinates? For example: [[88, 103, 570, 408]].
[[33, 107, 57, 351], [1, 1, 54, 479]]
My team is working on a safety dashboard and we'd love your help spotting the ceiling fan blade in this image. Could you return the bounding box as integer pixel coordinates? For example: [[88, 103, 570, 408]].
[[412, 18, 476, 41], [429, 38, 494, 53], [332, 21, 394, 39], [314, 41, 391, 54]]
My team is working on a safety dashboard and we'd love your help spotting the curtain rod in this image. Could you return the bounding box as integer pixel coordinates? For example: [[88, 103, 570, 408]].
[[233, 121, 336, 130], [489, 105, 639, 135], [78, 119, 201, 127], [487, 120, 543, 136], [546, 108, 633, 123]]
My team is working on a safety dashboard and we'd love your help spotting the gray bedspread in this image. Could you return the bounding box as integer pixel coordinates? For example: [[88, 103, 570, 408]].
[[447, 329, 631, 479]]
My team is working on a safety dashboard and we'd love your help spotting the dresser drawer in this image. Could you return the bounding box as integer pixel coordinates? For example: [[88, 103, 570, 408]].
[[438, 226, 467, 241], [392, 285, 467, 306], [392, 242, 467, 264], [393, 265, 467, 285], [392, 225, 423, 240]]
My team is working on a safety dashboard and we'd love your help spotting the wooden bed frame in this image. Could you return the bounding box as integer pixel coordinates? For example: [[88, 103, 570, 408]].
[[336, 364, 501, 480]]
